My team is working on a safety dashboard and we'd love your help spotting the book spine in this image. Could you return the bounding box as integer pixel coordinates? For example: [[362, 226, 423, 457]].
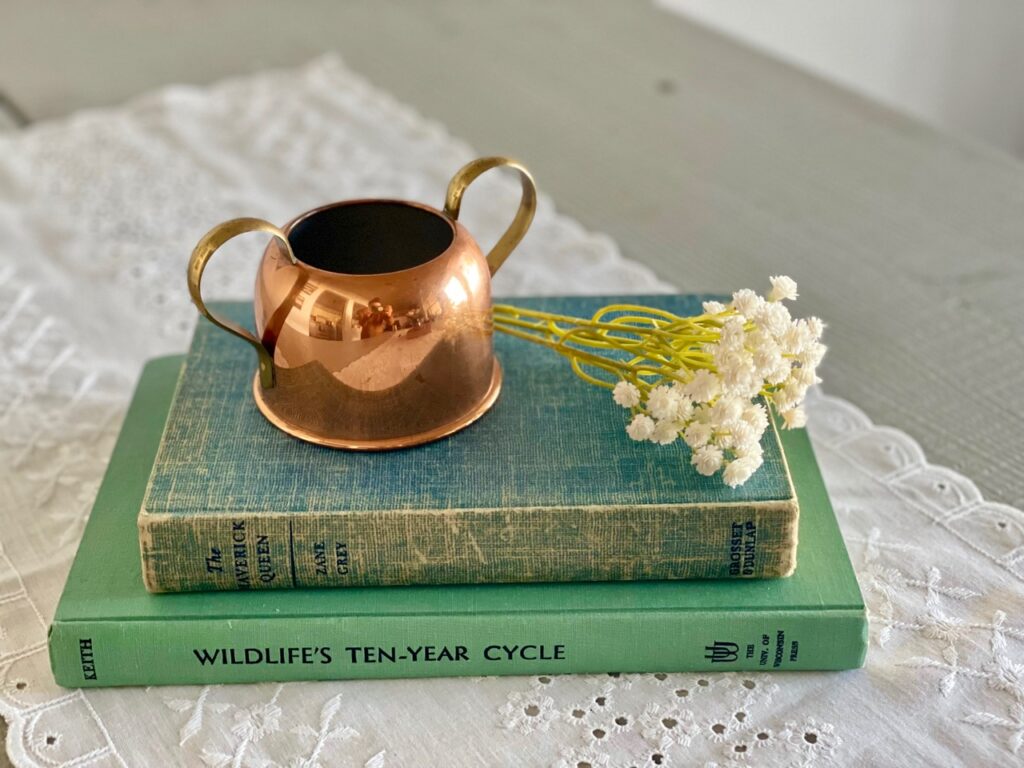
[[49, 607, 866, 687], [139, 502, 798, 592]]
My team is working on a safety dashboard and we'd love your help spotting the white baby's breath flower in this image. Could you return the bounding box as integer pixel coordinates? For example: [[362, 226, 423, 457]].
[[742, 403, 769, 432], [781, 406, 808, 429], [745, 329, 773, 352], [778, 327, 802, 358], [719, 317, 747, 347], [734, 440, 764, 461], [740, 378, 766, 400], [719, 352, 757, 395], [682, 369, 721, 403], [651, 418, 681, 445], [729, 420, 758, 451], [712, 345, 734, 371], [772, 380, 807, 413], [771, 387, 794, 413], [714, 337, 748, 364], [784, 380, 807, 403], [709, 395, 744, 426], [806, 316, 825, 339], [767, 358, 792, 386], [702, 300, 727, 315], [626, 414, 655, 441], [683, 421, 713, 449], [674, 393, 695, 422], [792, 365, 821, 389], [731, 288, 763, 318], [759, 301, 792, 338], [750, 300, 773, 324], [692, 445, 724, 476], [768, 275, 798, 302], [798, 342, 828, 367], [612, 380, 641, 408], [646, 385, 681, 421], [779, 324, 810, 355], [714, 429, 735, 450], [723, 455, 763, 487], [753, 344, 783, 379]]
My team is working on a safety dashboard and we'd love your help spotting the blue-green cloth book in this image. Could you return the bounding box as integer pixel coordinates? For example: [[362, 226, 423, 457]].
[[49, 354, 866, 687], [139, 295, 800, 592]]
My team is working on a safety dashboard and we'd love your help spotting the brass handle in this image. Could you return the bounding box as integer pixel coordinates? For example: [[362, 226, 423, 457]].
[[444, 156, 537, 276], [187, 217, 297, 389]]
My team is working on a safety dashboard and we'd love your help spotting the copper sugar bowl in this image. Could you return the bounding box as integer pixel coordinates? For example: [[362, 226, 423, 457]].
[[187, 156, 536, 449]]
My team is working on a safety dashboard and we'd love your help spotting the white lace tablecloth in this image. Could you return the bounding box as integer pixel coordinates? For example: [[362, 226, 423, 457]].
[[1, 56, 1022, 768]]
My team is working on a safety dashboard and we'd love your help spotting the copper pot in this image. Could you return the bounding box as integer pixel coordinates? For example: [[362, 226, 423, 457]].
[[187, 156, 536, 449]]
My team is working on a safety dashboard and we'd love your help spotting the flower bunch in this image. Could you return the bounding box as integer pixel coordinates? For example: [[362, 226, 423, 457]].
[[491, 276, 825, 488]]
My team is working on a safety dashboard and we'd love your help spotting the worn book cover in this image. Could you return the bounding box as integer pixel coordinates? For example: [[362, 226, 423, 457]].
[[50, 356, 866, 687], [139, 295, 800, 592]]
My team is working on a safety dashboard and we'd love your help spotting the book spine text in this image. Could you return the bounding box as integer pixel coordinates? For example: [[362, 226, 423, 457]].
[[139, 502, 798, 592], [50, 608, 866, 687]]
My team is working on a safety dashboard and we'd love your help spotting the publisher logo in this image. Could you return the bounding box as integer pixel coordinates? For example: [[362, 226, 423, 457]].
[[704, 641, 738, 663], [79, 638, 97, 680]]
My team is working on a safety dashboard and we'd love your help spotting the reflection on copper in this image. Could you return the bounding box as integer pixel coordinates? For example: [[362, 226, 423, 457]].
[[355, 298, 398, 339]]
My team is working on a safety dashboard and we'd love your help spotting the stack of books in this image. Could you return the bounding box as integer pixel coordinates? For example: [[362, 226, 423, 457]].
[[49, 295, 866, 688]]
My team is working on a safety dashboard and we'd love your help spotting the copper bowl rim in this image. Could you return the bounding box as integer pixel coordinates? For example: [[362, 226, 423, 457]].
[[252, 359, 503, 450], [279, 198, 461, 280]]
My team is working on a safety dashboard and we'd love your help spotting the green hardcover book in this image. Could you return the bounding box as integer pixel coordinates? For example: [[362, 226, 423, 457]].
[[139, 295, 800, 592], [48, 356, 867, 688]]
